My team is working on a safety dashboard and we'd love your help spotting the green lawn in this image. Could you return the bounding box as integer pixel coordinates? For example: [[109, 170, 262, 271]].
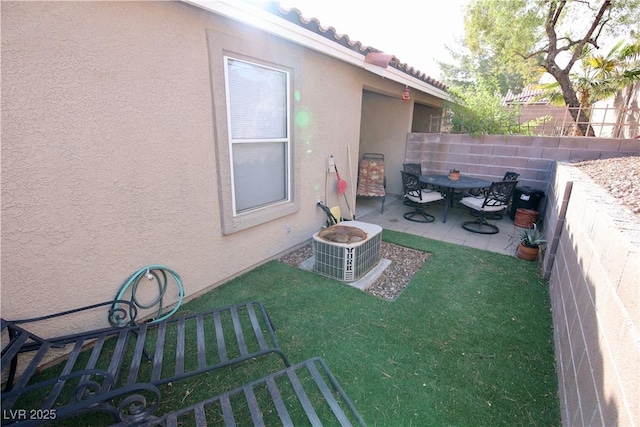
[[172, 230, 559, 426], [19, 230, 559, 426]]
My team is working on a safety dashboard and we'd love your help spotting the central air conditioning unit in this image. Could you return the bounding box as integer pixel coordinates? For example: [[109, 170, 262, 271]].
[[312, 221, 382, 282]]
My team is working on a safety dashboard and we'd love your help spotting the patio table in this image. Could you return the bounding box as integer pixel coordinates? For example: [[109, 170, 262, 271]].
[[420, 174, 492, 222]]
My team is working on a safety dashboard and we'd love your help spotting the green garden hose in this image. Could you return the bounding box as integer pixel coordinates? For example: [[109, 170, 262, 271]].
[[113, 265, 184, 325]]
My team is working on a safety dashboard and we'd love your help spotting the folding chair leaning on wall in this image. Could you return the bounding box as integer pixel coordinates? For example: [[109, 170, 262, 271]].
[[356, 153, 386, 214]]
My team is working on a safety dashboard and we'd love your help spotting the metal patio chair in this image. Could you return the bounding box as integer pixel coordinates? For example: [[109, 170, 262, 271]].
[[401, 171, 444, 223], [460, 180, 519, 234]]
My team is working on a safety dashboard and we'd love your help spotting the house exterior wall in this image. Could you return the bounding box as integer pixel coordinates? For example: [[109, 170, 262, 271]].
[[592, 83, 640, 139], [0, 1, 431, 334], [512, 103, 640, 139], [411, 103, 441, 133], [510, 104, 574, 136], [359, 91, 413, 196]]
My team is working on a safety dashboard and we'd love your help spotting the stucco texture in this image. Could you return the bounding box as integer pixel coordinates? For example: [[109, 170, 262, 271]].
[[2, 1, 421, 331], [2, 1, 215, 328]]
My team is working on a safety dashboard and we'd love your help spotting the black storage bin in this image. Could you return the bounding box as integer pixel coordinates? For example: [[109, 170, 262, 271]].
[[510, 186, 545, 220]]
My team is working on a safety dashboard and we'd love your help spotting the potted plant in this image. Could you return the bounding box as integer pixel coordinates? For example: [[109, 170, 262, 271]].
[[448, 169, 460, 180], [507, 223, 547, 261]]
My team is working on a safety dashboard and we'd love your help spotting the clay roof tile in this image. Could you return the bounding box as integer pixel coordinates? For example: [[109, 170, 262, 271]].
[[268, 2, 447, 91]]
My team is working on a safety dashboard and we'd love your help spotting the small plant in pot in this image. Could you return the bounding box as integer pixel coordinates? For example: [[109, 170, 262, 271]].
[[507, 223, 547, 261]]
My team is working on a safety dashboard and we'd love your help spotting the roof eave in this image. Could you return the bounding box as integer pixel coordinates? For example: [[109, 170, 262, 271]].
[[182, 0, 452, 101]]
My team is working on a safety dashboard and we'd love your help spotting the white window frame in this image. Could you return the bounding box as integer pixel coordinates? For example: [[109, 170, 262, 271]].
[[223, 56, 291, 216]]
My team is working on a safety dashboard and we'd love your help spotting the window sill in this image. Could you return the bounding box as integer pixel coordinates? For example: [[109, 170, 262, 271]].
[[221, 200, 298, 235]]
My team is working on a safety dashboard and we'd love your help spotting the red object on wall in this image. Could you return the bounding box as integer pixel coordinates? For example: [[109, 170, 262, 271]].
[[402, 86, 410, 101]]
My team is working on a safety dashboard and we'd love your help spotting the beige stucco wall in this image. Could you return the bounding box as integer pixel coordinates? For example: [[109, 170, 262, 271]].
[[359, 91, 413, 196], [1, 1, 433, 333]]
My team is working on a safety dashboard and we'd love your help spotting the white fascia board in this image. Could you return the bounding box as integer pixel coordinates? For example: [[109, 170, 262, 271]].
[[183, 0, 451, 101], [183, 1, 363, 64], [383, 67, 452, 101]]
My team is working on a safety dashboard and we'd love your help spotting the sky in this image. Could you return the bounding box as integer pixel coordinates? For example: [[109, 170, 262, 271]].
[[276, 0, 470, 80]]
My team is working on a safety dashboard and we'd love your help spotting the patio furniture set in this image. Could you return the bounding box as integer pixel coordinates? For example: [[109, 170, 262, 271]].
[[1, 293, 366, 425], [402, 163, 521, 234], [354, 156, 523, 235]]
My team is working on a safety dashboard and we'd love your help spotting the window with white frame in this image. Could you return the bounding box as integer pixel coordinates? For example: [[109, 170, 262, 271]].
[[224, 57, 290, 215]]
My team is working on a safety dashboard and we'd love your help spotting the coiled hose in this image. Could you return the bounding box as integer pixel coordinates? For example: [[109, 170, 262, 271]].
[[113, 265, 184, 325]]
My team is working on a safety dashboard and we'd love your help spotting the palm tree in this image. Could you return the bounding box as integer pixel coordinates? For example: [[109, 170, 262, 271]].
[[609, 40, 640, 137], [585, 39, 640, 100], [534, 38, 640, 136]]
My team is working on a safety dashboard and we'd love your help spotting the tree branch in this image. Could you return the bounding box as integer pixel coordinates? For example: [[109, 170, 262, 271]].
[[549, 0, 566, 28], [564, 1, 611, 72], [589, 16, 611, 48], [545, 0, 562, 55]]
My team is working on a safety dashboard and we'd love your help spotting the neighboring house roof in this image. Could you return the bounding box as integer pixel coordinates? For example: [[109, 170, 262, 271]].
[[183, 0, 451, 101], [503, 85, 548, 105]]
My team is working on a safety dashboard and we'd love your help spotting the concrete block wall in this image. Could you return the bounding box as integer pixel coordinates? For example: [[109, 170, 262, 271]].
[[544, 163, 640, 426], [405, 134, 640, 200], [542, 164, 573, 280], [406, 134, 640, 425]]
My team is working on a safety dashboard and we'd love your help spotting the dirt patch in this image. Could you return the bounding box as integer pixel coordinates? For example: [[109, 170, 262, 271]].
[[279, 242, 429, 300]]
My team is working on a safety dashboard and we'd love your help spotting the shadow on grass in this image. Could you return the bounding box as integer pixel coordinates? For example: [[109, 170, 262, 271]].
[[17, 230, 559, 426], [177, 230, 560, 426]]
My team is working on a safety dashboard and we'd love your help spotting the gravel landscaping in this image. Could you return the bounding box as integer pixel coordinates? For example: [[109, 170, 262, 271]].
[[575, 156, 640, 218], [279, 242, 429, 300], [280, 155, 639, 300]]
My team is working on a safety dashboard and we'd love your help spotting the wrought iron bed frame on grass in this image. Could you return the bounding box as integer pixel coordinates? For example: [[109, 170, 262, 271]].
[[1, 297, 368, 426]]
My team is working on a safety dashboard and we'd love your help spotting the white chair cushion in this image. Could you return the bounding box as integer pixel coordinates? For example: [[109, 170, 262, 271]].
[[406, 189, 444, 204], [460, 196, 506, 212]]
